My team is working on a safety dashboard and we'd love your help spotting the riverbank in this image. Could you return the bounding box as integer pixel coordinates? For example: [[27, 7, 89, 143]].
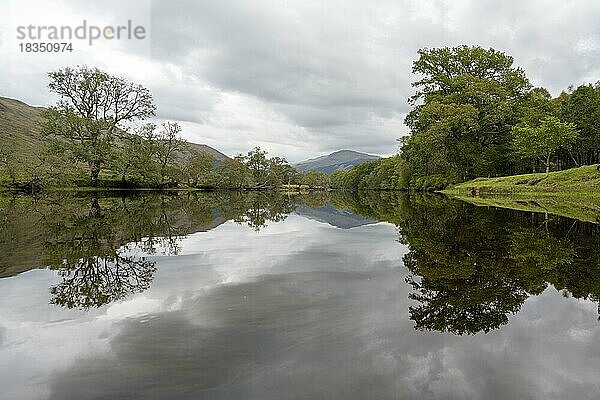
[[443, 165, 600, 198], [0, 183, 331, 195], [441, 165, 600, 223]]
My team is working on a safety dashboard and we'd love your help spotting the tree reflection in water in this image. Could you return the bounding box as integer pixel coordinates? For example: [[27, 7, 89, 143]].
[[3, 189, 600, 334], [50, 253, 156, 309], [36, 191, 304, 309], [334, 191, 600, 335]]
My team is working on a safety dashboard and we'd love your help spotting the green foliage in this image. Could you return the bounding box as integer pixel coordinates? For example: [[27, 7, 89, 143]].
[[516, 87, 556, 127], [410, 174, 453, 191], [557, 83, 600, 165], [301, 171, 330, 189], [216, 157, 254, 189], [402, 45, 531, 183], [242, 146, 270, 186], [152, 122, 186, 185], [183, 150, 215, 187], [329, 156, 411, 191], [42, 101, 301, 190], [234, 147, 298, 189], [43, 66, 156, 186], [267, 156, 299, 186], [409, 45, 530, 104], [512, 116, 578, 172], [105, 122, 186, 188]]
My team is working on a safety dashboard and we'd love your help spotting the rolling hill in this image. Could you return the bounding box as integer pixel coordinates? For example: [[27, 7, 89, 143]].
[[0, 96, 229, 170], [185, 142, 229, 162], [295, 150, 380, 174], [0, 96, 47, 168]]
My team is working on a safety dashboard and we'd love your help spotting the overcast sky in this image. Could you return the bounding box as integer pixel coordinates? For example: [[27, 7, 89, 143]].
[[1, 0, 600, 162]]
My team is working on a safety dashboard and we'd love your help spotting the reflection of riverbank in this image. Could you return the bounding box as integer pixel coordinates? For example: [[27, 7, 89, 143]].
[[0, 191, 296, 278], [4, 190, 600, 329], [1, 206, 599, 400], [447, 193, 600, 224], [352, 193, 600, 334]]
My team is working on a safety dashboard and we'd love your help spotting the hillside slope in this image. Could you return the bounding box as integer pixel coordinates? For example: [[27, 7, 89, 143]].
[[0, 96, 229, 169], [295, 150, 380, 174], [294, 204, 378, 229], [184, 142, 228, 162], [0, 97, 46, 168]]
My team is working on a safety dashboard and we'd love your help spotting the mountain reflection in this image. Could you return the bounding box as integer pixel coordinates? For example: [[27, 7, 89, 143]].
[[2, 190, 600, 334]]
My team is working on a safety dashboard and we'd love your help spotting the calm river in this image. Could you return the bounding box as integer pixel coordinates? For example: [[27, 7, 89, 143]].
[[1, 191, 599, 399]]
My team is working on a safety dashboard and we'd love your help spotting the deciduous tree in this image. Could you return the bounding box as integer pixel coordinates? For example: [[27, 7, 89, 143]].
[[43, 66, 155, 186], [512, 116, 578, 173]]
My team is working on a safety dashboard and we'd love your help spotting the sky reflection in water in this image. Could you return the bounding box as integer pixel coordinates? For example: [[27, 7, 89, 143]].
[[0, 192, 599, 400]]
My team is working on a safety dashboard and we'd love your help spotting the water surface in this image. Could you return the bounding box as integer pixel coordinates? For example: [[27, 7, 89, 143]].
[[1, 191, 599, 399]]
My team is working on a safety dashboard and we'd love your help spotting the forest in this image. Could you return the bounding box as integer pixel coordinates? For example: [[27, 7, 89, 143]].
[[332, 46, 600, 191]]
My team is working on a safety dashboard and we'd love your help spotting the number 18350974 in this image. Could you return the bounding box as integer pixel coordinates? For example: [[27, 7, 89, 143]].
[[19, 42, 73, 52]]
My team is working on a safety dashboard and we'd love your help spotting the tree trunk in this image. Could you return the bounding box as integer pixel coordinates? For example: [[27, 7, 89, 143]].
[[90, 160, 101, 187], [90, 195, 101, 218]]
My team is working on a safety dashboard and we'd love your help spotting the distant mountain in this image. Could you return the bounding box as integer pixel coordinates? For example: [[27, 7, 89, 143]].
[[295, 150, 380, 174], [0, 96, 229, 167]]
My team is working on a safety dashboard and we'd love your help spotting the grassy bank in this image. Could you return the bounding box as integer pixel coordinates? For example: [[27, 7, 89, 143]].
[[442, 165, 600, 223], [443, 165, 600, 198]]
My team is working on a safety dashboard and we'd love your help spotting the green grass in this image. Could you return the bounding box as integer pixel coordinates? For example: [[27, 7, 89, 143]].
[[442, 165, 600, 223], [443, 165, 600, 197]]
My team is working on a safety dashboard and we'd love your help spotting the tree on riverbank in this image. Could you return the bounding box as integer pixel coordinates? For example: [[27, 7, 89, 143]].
[[558, 83, 600, 166], [402, 46, 531, 183], [302, 171, 330, 189], [512, 116, 578, 173], [42, 66, 156, 186], [336, 46, 600, 191], [31, 67, 303, 191]]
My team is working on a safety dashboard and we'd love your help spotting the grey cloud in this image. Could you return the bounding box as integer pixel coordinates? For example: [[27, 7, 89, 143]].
[[3, 0, 600, 159], [148, 0, 413, 140], [144, 0, 600, 157]]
